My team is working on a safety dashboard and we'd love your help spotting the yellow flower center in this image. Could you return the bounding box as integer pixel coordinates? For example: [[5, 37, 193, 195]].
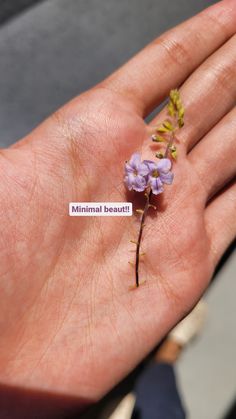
[[152, 169, 159, 178]]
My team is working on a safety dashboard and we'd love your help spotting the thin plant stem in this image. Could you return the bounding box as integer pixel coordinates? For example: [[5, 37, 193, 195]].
[[135, 189, 152, 287], [135, 131, 175, 287], [164, 131, 175, 158]]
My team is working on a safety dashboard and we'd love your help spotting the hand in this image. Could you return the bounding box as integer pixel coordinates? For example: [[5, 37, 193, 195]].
[[0, 0, 235, 410]]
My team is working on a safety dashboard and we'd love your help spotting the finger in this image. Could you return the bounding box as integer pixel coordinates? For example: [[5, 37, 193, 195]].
[[205, 180, 236, 267], [100, 0, 236, 116], [149, 34, 236, 153], [188, 107, 236, 202]]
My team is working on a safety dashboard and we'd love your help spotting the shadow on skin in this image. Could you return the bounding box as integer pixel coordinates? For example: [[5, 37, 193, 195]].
[[126, 188, 167, 220], [0, 383, 92, 419], [0, 347, 163, 419]]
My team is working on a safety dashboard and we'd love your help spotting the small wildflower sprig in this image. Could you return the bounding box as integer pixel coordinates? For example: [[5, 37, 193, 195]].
[[124, 89, 185, 287]]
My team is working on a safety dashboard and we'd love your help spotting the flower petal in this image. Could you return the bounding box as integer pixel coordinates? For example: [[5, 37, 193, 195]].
[[129, 152, 141, 170], [149, 176, 164, 195], [133, 175, 147, 192], [157, 158, 172, 174], [143, 159, 157, 173], [125, 173, 147, 192], [124, 173, 135, 190], [138, 162, 150, 176], [160, 171, 174, 185], [125, 162, 134, 174], [125, 162, 135, 175]]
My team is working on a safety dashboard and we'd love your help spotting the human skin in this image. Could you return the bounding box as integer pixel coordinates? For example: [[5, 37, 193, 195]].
[[0, 0, 235, 414]]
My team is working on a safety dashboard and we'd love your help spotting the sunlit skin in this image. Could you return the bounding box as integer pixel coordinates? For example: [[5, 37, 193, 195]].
[[0, 0, 235, 412]]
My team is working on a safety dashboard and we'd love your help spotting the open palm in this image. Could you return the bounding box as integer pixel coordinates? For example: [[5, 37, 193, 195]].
[[0, 0, 236, 414]]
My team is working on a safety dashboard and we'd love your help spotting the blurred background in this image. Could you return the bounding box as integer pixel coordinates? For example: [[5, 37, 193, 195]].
[[0, 0, 235, 418]]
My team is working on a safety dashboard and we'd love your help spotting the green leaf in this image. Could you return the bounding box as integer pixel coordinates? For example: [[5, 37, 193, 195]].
[[156, 126, 170, 133], [171, 149, 177, 160], [152, 134, 166, 142], [178, 106, 185, 119], [170, 144, 177, 160], [170, 89, 180, 105], [168, 88, 185, 130], [157, 119, 174, 133], [178, 118, 184, 128], [163, 120, 174, 131], [167, 101, 176, 117]]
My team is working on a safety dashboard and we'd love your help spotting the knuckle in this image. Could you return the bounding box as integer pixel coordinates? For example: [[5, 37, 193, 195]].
[[203, 9, 229, 40], [210, 58, 236, 95], [154, 35, 192, 67]]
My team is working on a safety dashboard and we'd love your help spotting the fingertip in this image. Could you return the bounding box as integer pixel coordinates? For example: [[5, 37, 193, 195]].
[[221, 0, 236, 6], [219, 0, 236, 15], [205, 0, 236, 31]]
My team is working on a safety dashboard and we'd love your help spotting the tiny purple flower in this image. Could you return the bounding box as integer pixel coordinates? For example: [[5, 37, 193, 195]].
[[124, 153, 149, 192], [143, 158, 174, 195]]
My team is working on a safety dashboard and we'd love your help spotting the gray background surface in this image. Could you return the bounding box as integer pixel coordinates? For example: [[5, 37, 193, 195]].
[[0, 0, 217, 146], [0, 1, 235, 418]]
